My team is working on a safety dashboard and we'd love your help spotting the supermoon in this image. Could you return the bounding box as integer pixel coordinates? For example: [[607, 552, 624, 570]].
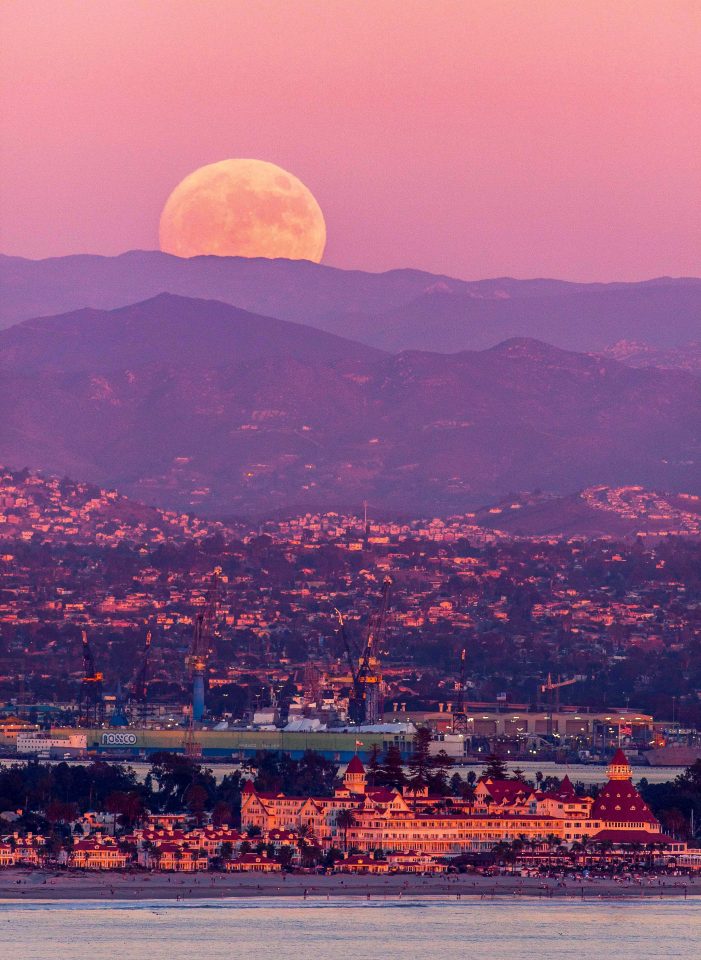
[[159, 159, 326, 261]]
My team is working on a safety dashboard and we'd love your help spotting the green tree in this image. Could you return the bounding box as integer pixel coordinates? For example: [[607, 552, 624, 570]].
[[323, 846, 343, 869], [379, 745, 405, 790], [278, 844, 295, 869], [185, 784, 208, 826], [449, 772, 464, 796], [336, 808, 356, 852], [430, 749, 453, 795], [211, 801, 233, 827], [408, 728, 433, 789], [367, 745, 381, 787], [677, 759, 701, 793], [482, 754, 508, 779]]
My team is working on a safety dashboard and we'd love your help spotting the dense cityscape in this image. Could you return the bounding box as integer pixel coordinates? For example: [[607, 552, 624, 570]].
[[1, 469, 700, 735], [1, 467, 700, 886], [3, 5, 700, 959]]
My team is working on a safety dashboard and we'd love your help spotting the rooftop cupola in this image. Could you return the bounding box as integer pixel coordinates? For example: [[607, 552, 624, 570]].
[[607, 748, 632, 781], [343, 754, 367, 793]]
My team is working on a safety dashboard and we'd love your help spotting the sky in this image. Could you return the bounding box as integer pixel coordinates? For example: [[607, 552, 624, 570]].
[[1, 0, 699, 280]]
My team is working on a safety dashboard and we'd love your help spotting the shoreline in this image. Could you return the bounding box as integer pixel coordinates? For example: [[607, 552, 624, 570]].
[[1, 870, 698, 901]]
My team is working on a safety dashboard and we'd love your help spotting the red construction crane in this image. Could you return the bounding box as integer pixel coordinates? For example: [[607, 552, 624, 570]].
[[186, 566, 221, 721], [452, 647, 469, 734], [540, 673, 582, 738], [131, 629, 152, 723], [79, 629, 104, 727], [337, 576, 392, 725]]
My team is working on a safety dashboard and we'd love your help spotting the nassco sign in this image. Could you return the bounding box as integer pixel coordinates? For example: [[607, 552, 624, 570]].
[[101, 733, 138, 747]]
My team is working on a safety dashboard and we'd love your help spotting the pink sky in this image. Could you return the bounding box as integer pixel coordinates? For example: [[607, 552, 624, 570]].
[[1, 1, 699, 280]]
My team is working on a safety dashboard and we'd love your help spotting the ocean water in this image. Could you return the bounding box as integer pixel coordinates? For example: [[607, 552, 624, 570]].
[[1, 898, 698, 960]]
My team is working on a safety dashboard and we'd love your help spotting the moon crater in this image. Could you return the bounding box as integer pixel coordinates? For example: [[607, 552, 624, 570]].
[[159, 158, 326, 261]]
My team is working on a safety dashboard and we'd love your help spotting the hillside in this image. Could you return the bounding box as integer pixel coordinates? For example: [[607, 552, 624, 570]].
[[1, 297, 699, 515], [0, 292, 383, 372], [0, 466, 240, 547], [475, 487, 701, 539], [599, 340, 701, 374], [4, 467, 697, 545], [1, 251, 699, 353]]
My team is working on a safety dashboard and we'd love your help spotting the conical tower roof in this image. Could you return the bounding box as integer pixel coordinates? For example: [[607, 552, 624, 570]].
[[591, 752, 657, 824], [346, 754, 365, 775]]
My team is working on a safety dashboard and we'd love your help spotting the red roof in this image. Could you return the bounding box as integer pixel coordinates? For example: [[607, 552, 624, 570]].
[[591, 780, 657, 824], [73, 840, 121, 852], [242, 780, 256, 794], [154, 841, 207, 854], [480, 778, 530, 802], [204, 829, 241, 841], [365, 787, 397, 803], [590, 829, 669, 845], [231, 853, 276, 864], [267, 829, 297, 841], [556, 775, 577, 800], [345, 755, 365, 775], [610, 748, 629, 766]]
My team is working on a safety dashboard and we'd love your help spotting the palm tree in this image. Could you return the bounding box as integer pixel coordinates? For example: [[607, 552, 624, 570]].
[[578, 836, 591, 867], [545, 834, 559, 868], [492, 840, 512, 869], [569, 840, 584, 866], [461, 781, 476, 812], [295, 825, 311, 864], [599, 839, 614, 868], [510, 838, 524, 871], [336, 809, 356, 852], [629, 841, 643, 869]]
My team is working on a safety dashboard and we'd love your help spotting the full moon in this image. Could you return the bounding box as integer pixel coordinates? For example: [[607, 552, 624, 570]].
[[159, 158, 326, 261]]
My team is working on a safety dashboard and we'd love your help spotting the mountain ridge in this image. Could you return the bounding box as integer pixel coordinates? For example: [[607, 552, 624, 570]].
[[2, 294, 698, 516], [1, 251, 699, 354], [0, 292, 384, 372]]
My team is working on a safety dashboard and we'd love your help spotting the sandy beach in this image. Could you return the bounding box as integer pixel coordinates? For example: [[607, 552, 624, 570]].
[[0, 869, 698, 901]]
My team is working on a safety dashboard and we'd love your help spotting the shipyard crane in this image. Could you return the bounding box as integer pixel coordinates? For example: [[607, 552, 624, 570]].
[[540, 673, 582, 738], [336, 576, 392, 725], [131, 629, 152, 723], [79, 630, 104, 727], [452, 647, 469, 734], [540, 673, 579, 709], [186, 567, 222, 724], [334, 608, 363, 721]]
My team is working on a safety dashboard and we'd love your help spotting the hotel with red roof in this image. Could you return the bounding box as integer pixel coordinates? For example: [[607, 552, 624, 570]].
[[241, 750, 686, 859]]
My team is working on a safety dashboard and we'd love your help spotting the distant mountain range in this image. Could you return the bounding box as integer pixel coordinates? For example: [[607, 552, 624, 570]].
[[2, 294, 699, 516], [1, 251, 699, 354], [339, 283, 701, 354]]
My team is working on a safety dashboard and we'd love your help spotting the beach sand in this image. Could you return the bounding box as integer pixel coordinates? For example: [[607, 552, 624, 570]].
[[0, 869, 698, 901]]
